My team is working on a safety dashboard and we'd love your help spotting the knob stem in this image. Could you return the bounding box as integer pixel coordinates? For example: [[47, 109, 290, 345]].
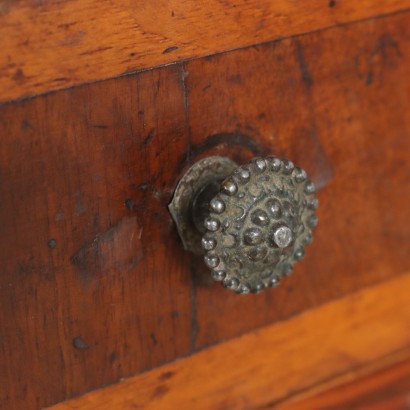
[[191, 179, 225, 234], [168, 156, 238, 254]]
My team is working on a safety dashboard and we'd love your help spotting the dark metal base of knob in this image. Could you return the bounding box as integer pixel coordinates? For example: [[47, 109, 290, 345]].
[[168, 156, 237, 254]]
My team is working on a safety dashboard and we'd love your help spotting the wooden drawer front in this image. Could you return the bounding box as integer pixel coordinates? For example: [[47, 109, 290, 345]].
[[0, 10, 409, 410]]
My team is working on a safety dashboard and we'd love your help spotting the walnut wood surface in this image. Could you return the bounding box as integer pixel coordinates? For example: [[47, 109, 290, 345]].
[[47, 272, 410, 410], [0, 65, 193, 409], [0, 10, 409, 410], [279, 356, 410, 410], [1, 1, 410, 102]]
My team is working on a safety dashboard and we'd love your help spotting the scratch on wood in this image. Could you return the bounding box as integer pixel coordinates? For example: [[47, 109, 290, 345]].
[[162, 46, 178, 54], [294, 40, 313, 90], [79, 46, 113, 56], [70, 216, 143, 283], [143, 129, 155, 145]]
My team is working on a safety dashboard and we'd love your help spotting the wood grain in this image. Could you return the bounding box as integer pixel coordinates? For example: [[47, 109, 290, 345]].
[[272, 345, 410, 410], [278, 357, 410, 410], [47, 271, 410, 410], [0, 64, 193, 410], [0, 10, 409, 410], [185, 10, 410, 348], [1, 1, 410, 102]]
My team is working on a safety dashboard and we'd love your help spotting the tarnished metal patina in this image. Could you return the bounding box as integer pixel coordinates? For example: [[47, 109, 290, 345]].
[[169, 156, 318, 294], [169, 156, 238, 255]]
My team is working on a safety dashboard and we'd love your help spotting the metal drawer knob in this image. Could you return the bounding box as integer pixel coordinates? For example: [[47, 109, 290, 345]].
[[169, 156, 318, 294]]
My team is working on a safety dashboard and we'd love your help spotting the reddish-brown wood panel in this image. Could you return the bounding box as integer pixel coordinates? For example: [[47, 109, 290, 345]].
[[1, 0, 410, 103], [0, 65, 192, 410], [184, 11, 410, 348]]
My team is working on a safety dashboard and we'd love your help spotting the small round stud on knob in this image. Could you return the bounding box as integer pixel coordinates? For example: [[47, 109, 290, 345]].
[[169, 156, 318, 294]]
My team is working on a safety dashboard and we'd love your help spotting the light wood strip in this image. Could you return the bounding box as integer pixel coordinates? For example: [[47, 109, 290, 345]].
[[49, 272, 410, 410], [272, 346, 410, 409], [1, 1, 410, 102], [277, 355, 410, 410]]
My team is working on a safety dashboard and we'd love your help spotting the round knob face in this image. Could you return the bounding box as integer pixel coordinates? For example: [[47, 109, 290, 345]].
[[202, 157, 318, 294]]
